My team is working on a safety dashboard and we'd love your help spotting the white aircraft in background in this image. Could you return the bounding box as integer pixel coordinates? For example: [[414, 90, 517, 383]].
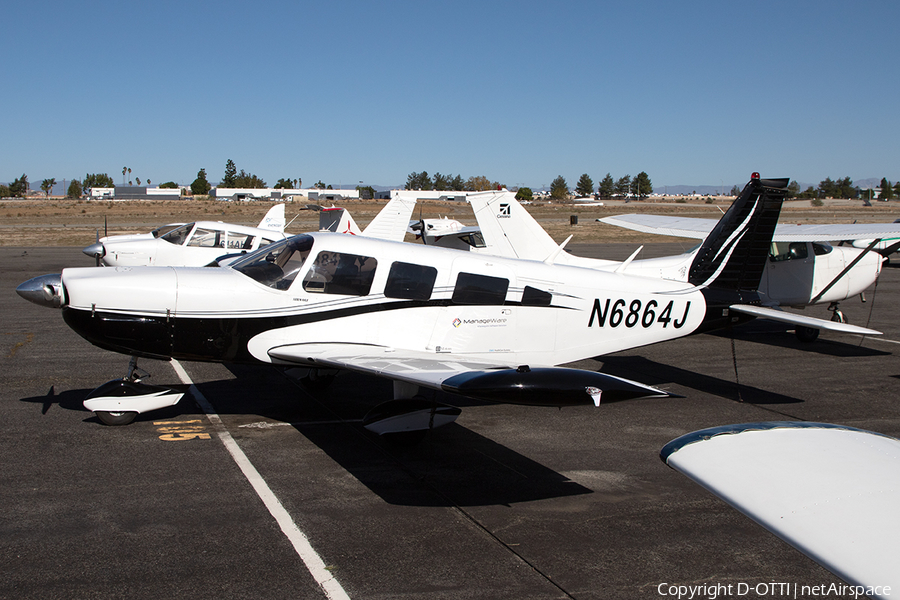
[[83, 204, 289, 267], [663, 421, 900, 594], [419, 189, 888, 342], [83, 197, 417, 268], [17, 175, 879, 428]]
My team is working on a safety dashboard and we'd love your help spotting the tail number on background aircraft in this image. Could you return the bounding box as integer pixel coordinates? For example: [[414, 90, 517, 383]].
[[588, 299, 690, 329]]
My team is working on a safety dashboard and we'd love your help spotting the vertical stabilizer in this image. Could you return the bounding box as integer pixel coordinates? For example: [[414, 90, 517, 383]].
[[688, 175, 788, 292], [362, 196, 417, 241], [258, 203, 286, 232], [468, 190, 563, 260]]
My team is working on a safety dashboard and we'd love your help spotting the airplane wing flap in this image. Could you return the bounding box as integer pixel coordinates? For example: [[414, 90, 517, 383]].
[[267, 343, 512, 389], [661, 423, 900, 591], [729, 304, 881, 335]]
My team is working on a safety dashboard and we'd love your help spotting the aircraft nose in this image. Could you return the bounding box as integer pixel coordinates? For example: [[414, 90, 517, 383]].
[[16, 274, 64, 308], [83, 242, 105, 259]]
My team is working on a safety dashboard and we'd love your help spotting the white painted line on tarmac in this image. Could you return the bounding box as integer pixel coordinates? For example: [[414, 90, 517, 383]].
[[171, 359, 350, 600]]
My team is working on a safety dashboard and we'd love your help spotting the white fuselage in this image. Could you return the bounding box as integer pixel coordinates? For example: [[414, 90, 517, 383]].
[[60, 232, 709, 368]]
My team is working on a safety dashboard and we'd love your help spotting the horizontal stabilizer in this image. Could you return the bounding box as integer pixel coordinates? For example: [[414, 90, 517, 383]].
[[729, 304, 881, 336], [661, 422, 900, 592]]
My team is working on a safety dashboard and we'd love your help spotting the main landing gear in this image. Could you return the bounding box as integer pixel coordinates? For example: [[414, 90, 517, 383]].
[[83, 357, 185, 426], [794, 301, 850, 343]]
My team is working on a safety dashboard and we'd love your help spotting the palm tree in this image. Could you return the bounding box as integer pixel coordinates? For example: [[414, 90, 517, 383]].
[[122, 166, 127, 185], [40, 178, 56, 198]]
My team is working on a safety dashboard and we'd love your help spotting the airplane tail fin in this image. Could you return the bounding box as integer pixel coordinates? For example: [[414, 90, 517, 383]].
[[319, 207, 362, 235], [258, 203, 286, 232], [468, 190, 561, 260], [362, 196, 417, 241], [688, 174, 788, 292]]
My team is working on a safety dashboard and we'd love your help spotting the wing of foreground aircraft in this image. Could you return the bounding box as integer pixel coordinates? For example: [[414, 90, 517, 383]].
[[662, 422, 900, 594]]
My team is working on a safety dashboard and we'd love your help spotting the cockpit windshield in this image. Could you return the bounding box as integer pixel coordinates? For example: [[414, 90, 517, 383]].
[[231, 235, 314, 290], [161, 223, 194, 246]]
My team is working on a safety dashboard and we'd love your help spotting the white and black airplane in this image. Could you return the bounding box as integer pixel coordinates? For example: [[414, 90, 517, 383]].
[[17, 175, 880, 429]]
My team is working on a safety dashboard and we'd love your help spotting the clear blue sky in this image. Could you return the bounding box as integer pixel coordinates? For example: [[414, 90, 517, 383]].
[[3, 1, 898, 191]]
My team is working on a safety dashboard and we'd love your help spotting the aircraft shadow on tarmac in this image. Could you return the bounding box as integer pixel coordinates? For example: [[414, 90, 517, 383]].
[[597, 355, 806, 405], [708, 321, 890, 358]]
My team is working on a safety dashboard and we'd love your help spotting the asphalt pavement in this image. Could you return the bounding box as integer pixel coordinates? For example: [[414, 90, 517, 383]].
[[3, 245, 898, 599]]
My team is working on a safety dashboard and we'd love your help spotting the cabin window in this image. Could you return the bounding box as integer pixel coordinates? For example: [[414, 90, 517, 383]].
[[452, 272, 509, 305], [769, 241, 808, 262], [161, 223, 193, 246], [384, 262, 437, 300], [813, 242, 833, 255], [303, 251, 377, 295], [460, 232, 486, 248], [521, 285, 552, 306], [188, 228, 223, 248], [226, 233, 255, 250], [232, 235, 314, 290]]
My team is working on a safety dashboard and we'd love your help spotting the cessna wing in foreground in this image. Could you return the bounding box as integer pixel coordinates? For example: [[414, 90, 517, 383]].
[[17, 175, 881, 428], [662, 422, 900, 594], [456, 190, 885, 341]]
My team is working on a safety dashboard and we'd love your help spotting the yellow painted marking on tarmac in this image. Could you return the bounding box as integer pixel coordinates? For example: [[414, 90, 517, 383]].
[[5, 332, 34, 357], [153, 419, 211, 441]]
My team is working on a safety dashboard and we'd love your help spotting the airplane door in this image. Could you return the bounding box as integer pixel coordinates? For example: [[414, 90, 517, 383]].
[[428, 258, 516, 356], [762, 242, 815, 305]]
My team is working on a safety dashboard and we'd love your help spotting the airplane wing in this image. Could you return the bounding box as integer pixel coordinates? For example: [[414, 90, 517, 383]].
[[266, 342, 675, 406], [728, 304, 881, 336], [661, 422, 900, 593], [599, 214, 900, 243]]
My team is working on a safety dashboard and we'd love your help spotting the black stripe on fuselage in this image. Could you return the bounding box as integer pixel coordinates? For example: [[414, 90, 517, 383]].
[[62, 297, 575, 363]]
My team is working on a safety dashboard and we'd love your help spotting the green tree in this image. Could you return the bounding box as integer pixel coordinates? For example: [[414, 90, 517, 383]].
[[575, 173, 594, 197], [787, 180, 801, 198], [67, 179, 83, 198], [0, 184, 10, 197], [894, 181, 900, 198], [878, 178, 894, 201], [40, 178, 57, 197], [84, 173, 115, 189], [222, 159, 237, 187], [515, 187, 533, 201], [159, 181, 178, 189], [632, 172, 652, 199], [234, 170, 266, 188], [730, 185, 742, 196], [550, 175, 569, 200], [466, 175, 499, 191], [357, 185, 375, 200], [274, 178, 295, 189], [405, 171, 432, 190], [432, 172, 449, 191], [191, 168, 211, 195], [597, 173, 615, 199], [448, 174, 465, 191], [9, 174, 29, 197], [614, 175, 631, 198]]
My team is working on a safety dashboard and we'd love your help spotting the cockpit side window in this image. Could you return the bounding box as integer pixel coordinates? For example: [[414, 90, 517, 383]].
[[813, 242, 833, 255], [188, 228, 222, 248], [769, 241, 809, 262], [232, 235, 314, 290], [161, 223, 193, 246], [303, 251, 377, 295]]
